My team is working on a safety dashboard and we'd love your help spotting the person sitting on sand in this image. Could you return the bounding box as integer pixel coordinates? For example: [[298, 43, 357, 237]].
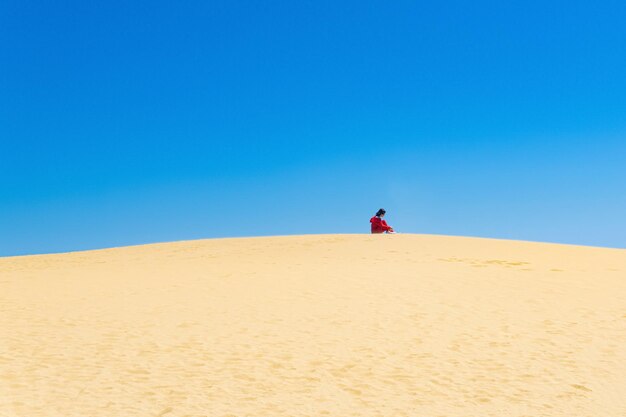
[[370, 208, 396, 234]]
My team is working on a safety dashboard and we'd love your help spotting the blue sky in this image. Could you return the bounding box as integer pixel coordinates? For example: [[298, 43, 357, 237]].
[[1, 0, 625, 256]]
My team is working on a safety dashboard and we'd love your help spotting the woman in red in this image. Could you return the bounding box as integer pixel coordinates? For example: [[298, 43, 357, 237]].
[[370, 208, 395, 234]]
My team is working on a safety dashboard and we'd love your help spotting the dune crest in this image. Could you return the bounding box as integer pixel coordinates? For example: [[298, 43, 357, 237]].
[[1, 234, 625, 416]]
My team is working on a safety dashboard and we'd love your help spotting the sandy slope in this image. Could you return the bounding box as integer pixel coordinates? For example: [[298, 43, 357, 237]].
[[1, 234, 625, 417]]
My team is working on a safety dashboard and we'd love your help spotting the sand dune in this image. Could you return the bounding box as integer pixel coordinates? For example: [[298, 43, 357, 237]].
[[1, 234, 625, 416]]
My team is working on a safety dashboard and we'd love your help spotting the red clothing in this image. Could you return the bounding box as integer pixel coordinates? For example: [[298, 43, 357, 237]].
[[370, 216, 393, 234]]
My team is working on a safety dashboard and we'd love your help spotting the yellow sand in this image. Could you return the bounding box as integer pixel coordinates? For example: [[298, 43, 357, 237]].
[[1, 234, 625, 417]]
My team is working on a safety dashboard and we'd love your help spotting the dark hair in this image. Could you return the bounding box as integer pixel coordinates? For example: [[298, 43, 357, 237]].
[[375, 208, 386, 217]]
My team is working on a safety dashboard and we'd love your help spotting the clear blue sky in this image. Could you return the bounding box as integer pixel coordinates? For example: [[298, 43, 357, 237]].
[[2, 0, 625, 256]]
